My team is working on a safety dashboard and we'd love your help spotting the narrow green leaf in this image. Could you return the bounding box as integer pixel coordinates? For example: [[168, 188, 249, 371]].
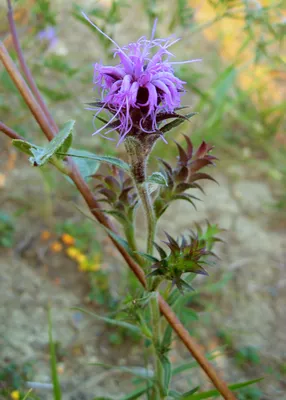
[[168, 390, 183, 399], [105, 228, 133, 255], [72, 307, 142, 335], [91, 362, 154, 380], [63, 152, 130, 172], [171, 194, 197, 209], [167, 274, 197, 306], [159, 355, 172, 392], [30, 120, 75, 166], [120, 386, 152, 400], [48, 307, 62, 400], [22, 389, 33, 400], [161, 323, 173, 350], [183, 378, 263, 399], [172, 347, 226, 376], [93, 397, 114, 400], [160, 113, 197, 134], [181, 387, 200, 398], [12, 139, 36, 156], [101, 209, 127, 222], [147, 172, 168, 186], [137, 252, 159, 263]]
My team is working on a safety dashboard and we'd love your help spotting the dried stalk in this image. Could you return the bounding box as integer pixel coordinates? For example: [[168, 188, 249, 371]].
[[6, 0, 58, 135], [0, 28, 236, 400]]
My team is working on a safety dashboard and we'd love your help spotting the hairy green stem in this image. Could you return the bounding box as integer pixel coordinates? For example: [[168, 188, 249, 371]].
[[136, 182, 156, 255], [150, 293, 166, 399], [124, 137, 157, 255], [123, 222, 142, 265]]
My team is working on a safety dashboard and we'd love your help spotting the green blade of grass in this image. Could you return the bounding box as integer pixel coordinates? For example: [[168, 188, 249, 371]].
[[183, 378, 263, 399], [48, 306, 62, 400]]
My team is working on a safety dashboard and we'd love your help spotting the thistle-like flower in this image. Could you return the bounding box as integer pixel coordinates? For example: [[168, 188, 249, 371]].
[[85, 14, 200, 145]]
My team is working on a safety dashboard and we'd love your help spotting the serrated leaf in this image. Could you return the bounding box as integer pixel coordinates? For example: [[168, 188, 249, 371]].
[[30, 120, 75, 166], [147, 172, 168, 186], [182, 378, 263, 399], [72, 307, 142, 335], [63, 152, 130, 172], [160, 113, 197, 134]]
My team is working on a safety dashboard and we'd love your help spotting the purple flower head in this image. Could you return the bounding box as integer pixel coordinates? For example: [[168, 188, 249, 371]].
[[84, 14, 201, 145], [37, 26, 58, 49]]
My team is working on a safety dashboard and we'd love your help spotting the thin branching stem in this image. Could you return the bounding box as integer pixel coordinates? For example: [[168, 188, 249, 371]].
[[0, 121, 22, 140], [6, 0, 58, 135], [0, 41, 236, 400]]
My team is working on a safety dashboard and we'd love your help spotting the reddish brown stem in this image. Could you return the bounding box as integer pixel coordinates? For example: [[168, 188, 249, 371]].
[[6, 0, 58, 135], [0, 43, 236, 400], [0, 121, 23, 140]]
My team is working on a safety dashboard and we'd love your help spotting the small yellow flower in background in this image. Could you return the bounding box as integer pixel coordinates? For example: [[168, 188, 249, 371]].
[[88, 254, 101, 272], [78, 260, 89, 272], [41, 230, 51, 241], [66, 247, 80, 259], [61, 233, 75, 245], [50, 241, 63, 253], [74, 253, 87, 264], [88, 263, 101, 272], [10, 391, 20, 400]]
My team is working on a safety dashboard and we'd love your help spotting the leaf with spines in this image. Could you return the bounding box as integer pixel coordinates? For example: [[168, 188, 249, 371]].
[[148, 230, 213, 293], [154, 136, 217, 219]]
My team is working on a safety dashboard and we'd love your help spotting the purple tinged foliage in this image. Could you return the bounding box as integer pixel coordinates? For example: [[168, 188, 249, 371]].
[[154, 136, 218, 218], [83, 13, 201, 144]]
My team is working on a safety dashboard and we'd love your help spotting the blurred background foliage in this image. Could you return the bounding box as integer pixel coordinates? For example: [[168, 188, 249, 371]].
[[0, 0, 285, 398]]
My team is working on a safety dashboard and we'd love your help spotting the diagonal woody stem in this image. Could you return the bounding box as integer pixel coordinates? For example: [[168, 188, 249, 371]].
[[0, 41, 236, 400], [6, 0, 58, 135]]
